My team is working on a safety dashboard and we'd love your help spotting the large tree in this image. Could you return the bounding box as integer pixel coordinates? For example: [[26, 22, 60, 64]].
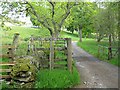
[[65, 2, 97, 42], [94, 2, 118, 42], [0, 1, 77, 38], [94, 2, 118, 59]]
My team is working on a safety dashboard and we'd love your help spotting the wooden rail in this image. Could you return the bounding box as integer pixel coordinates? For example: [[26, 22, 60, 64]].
[[0, 69, 11, 72], [0, 62, 15, 66], [0, 45, 15, 48], [0, 33, 19, 79], [0, 75, 11, 79], [0, 62, 15, 79], [0, 54, 10, 58], [98, 45, 118, 60]]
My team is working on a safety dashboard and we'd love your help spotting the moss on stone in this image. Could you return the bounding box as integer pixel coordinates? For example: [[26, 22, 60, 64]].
[[10, 57, 37, 83]]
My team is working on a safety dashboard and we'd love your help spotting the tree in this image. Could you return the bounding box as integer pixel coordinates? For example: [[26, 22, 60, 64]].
[[0, 1, 77, 38], [0, 2, 27, 30], [94, 2, 118, 43], [65, 22, 75, 34], [94, 2, 118, 59], [65, 2, 97, 42]]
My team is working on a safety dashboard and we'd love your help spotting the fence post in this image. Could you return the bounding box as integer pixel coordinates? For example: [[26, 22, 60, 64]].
[[27, 41, 31, 55], [49, 38, 54, 70], [108, 46, 112, 60], [7, 47, 14, 60], [103, 46, 104, 56], [67, 38, 72, 73], [12, 33, 20, 53], [98, 45, 100, 58], [30, 35, 35, 54]]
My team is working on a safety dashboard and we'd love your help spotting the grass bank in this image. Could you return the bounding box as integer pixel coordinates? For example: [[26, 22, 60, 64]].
[[77, 38, 119, 66], [60, 31, 79, 41]]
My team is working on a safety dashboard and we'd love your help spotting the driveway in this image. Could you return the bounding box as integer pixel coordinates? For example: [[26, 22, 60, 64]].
[[72, 41, 119, 88]]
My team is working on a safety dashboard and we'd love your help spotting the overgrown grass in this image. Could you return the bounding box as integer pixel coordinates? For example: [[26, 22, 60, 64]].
[[77, 38, 119, 66], [35, 67, 80, 88]]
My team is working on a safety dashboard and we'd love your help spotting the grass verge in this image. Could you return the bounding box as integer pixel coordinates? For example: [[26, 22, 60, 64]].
[[77, 38, 119, 67], [60, 31, 79, 41], [34, 66, 80, 88]]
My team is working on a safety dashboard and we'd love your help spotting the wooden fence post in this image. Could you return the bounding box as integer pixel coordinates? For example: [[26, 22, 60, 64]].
[[7, 47, 14, 60], [27, 41, 31, 55], [98, 45, 100, 58], [67, 38, 72, 73], [108, 46, 112, 60], [49, 38, 54, 70], [103, 46, 104, 56], [12, 33, 20, 52], [30, 35, 35, 54]]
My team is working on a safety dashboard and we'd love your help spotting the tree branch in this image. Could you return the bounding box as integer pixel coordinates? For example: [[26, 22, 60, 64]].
[[47, 1, 58, 33], [59, 2, 76, 30], [26, 1, 53, 35], [47, 1, 55, 18]]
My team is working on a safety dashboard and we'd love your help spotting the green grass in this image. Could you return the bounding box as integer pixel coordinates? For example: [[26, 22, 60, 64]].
[[77, 38, 119, 66], [1, 26, 50, 45], [35, 67, 80, 88], [0, 58, 10, 75], [60, 31, 79, 41], [0, 58, 10, 62]]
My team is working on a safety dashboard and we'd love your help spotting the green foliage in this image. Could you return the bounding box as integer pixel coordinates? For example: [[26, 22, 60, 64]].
[[1, 81, 9, 89], [94, 2, 118, 41], [65, 23, 76, 34], [35, 67, 80, 88], [0, 21, 12, 31], [26, 2, 76, 37], [77, 38, 119, 66], [65, 2, 97, 37]]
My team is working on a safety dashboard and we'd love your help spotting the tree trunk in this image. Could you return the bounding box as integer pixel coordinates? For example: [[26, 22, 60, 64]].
[[78, 25, 82, 42], [79, 29, 82, 42], [97, 38, 101, 42], [108, 34, 112, 60], [97, 34, 102, 42], [112, 33, 115, 43], [52, 31, 59, 38]]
